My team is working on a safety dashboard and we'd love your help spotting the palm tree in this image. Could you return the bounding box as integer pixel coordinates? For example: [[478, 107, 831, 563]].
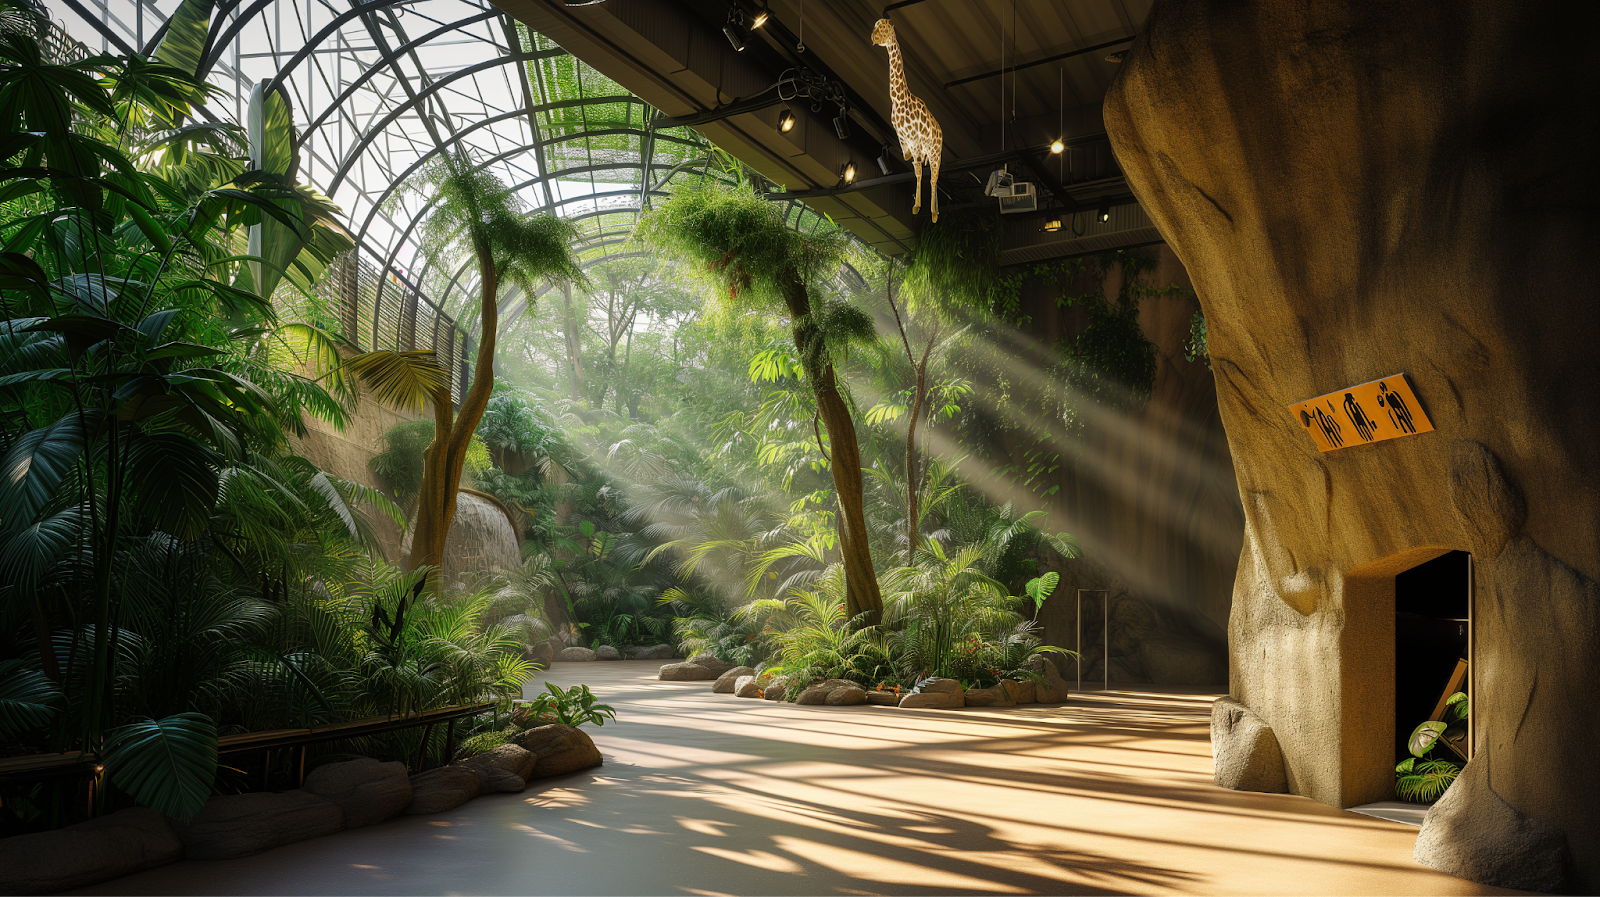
[[396, 152, 584, 579], [637, 183, 885, 621]]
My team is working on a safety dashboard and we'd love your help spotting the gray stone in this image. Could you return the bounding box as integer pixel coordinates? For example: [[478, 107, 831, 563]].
[[912, 677, 963, 695], [555, 646, 596, 662], [1210, 698, 1287, 793], [0, 807, 182, 894], [171, 791, 344, 859], [630, 644, 676, 660], [1140, 635, 1227, 686], [515, 724, 603, 778], [659, 661, 717, 681], [866, 690, 901, 706], [459, 743, 537, 792], [763, 679, 789, 701], [734, 675, 763, 698], [686, 654, 737, 677], [713, 666, 757, 694], [794, 683, 832, 705], [594, 645, 622, 661], [1002, 678, 1036, 704], [898, 691, 964, 709], [1414, 759, 1570, 894], [301, 758, 411, 829], [824, 685, 868, 706], [525, 640, 554, 668], [405, 765, 483, 815]]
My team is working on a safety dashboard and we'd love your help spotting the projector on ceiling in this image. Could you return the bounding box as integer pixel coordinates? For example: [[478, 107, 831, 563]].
[[984, 168, 1038, 214]]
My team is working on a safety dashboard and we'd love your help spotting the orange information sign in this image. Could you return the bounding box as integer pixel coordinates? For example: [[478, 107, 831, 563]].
[[1290, 374, 1433, 452]]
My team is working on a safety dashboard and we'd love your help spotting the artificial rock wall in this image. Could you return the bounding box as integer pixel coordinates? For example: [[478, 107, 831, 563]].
[[1105, 1, 1600, 891]]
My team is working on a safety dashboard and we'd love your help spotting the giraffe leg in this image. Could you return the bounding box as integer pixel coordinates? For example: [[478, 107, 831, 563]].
[[911, 154, 923, 215], [929, 152, 941, 223]]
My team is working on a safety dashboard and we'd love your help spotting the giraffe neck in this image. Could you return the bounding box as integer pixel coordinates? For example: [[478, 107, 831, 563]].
[[885, 38, 909, 99]]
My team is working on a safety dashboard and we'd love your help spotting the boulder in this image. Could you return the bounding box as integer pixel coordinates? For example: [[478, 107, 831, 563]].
[[962, 685, 1014, 707], [899, 691, 964, 709], [658, 661, 716, 681], [0, 807, 182, 894], [405, 765, 483, 815], [1414, 759, 1571, 893], [555, 646, 596, 662], [825, 685, 868, 706], [515, 724, 603, 778], [301, 758, 412, 829], [733, 675, 764, 698], [687, 654, 737, 677], [713, 666, 757, 694], [763, 679, 789, 701], [170, 791, 343, 859], [1210, 698, 1287, 793], [459, 743, 537, 792], [912, 677, 963, 695], [525, 640, 555, 668], [795, 679, 858, 705], [1002, 678, 1036, 704], [1140, 635, 1227, 687], [1028, 656, 1070, 703], [594, 645, 622, 661], [630, 644, 676, 660], [866, 690, 901, 706]]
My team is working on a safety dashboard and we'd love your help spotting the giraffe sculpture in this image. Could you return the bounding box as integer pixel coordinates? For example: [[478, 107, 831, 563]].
[[871, 18, 942, 223]]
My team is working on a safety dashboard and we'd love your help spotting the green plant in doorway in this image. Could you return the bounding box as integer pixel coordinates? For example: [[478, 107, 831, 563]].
[[1395, 691, 1469, 802]]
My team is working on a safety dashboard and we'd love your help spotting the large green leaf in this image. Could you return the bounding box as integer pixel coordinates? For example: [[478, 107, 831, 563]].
[[124, 432, 221, 539], [151, 0, 214, 79], [102, 712, 218, 820], [0, 658, 62, 736], [1409, 719, 1448, 758], [0, 412, 87, 530], [340, 350, 447, 414], [0, 506, 85, 596]]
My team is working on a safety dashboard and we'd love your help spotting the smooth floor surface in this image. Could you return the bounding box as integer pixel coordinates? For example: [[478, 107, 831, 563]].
[[78, 662, 1522, 896]]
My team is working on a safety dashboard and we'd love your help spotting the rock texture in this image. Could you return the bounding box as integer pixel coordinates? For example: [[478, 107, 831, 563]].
[[627, 644, 676, 660], [866, 690, 901, 706], [795, 679, 861, 705], [733, 675, 763, 698], [594, 645, 622, 661], [686, 654, 737, 677], [1414, 759, 1571, 894], [962, 685, 1014, 708], [712, 666, 757, 694], [171, 791, 344, 859], [0, 807, 182, 894], [1210, 698, 1287, 793], [658, 661, 716, 681], [515, 724, 603, 778], [824, 685, 867, 706], [1029, 656, 1070, 703], [301, 758, 412, 828], [401, 490, 519, 587], [763, 679, 789, 701], [405, 765, 483, 815], [899, 678, 965, 709], [459, 744, 537, 793], [555, 646, 596, 662], [1106, 2, 1600, 888]]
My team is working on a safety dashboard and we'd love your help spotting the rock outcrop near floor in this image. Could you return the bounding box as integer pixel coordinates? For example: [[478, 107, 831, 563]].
[[1105, 1, 1600, 891]]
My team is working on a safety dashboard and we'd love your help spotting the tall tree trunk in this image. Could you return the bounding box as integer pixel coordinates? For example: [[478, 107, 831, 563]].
[[407, 236, 499, 578], [783, 276, 882, 622], [905, 352, 929, 563]]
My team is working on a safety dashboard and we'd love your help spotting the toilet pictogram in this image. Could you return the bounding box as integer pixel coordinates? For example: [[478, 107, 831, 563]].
[[1289, 374, 1433, 453]]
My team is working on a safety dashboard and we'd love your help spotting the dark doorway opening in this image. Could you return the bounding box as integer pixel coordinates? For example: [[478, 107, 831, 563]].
[[1394, 550, 1470, 764]]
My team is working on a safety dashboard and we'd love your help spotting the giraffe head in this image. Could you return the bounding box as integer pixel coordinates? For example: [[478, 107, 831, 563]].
[[870, 18, 896, 48]]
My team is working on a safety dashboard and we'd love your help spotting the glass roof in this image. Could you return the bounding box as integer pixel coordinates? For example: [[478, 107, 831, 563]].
[[42, 0, 835, 331]]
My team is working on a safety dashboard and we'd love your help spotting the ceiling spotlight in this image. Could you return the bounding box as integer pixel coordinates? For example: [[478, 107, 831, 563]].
[[877, 144, 891, 175], [751, 1, 770, 28], [833, 108, 851, 140], [1096, 199, 1112, 223], [778, 107, 796, 132], [724, 9, 749, 52], [1042, 219, 1062, 232], [842, 161, 856, 185], [1050, 138, 1064, 154]]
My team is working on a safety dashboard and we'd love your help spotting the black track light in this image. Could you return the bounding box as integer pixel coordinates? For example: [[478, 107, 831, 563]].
[[1096, 199, 1112, 223], [833, 107, 851, 140], [751, 1, 770, 28], [724, 9, 749, 52], [877, 144, 891, 175], [778, 107, 796, 133]]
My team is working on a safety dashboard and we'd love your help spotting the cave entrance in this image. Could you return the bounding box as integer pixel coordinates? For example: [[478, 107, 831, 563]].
[[1394, 550, 1472, 766]]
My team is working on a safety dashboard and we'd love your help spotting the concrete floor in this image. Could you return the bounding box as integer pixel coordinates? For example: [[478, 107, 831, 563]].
[[77, 662, 1522, 896]]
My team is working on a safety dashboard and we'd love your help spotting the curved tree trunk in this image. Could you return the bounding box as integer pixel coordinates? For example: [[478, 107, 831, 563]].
[[783, 275, 882, 623], [407, 236, 499, 579]]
